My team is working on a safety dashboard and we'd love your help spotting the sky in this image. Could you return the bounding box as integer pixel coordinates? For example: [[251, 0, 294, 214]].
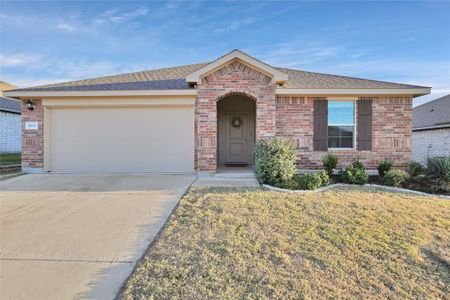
[[1, 1, 449, 106]]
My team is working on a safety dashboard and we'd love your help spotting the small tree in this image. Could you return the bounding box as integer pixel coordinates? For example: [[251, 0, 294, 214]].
[[254, 138, 296, 187]]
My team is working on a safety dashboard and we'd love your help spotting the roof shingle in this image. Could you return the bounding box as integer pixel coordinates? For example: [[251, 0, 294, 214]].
[[0, 97, 21, 114], [413, 94, 450, 129], [9, 62, 428, 92]]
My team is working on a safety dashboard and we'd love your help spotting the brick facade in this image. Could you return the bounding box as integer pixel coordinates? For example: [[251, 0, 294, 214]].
[[276, 96, 412, 170], [18, 74, 413, 173], [21, 99, 44, 171], [195, 60, 276, 171]]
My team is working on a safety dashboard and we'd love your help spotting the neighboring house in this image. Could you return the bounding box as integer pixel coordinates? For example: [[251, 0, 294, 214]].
[[412, 94, 450, 163], [4, 50, 430, 174], [0, 81, 21, 153]]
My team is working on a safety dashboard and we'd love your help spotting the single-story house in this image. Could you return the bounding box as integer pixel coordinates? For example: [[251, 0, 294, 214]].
[[412, 94, 450, 163], [4, 50, 430, 174], [0, 81, 21, 154]]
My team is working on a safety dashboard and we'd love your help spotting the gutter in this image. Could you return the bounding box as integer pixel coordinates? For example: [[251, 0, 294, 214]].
[[0, 108, 21, 114], [4, 87, 431, 99], [275, 87, 431, 97], [3, 89, 198, 98], [412, 124, 450, 131]]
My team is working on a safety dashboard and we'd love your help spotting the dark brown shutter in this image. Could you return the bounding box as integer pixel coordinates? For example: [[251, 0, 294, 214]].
[[313, 100, 328, 151], [357, 99, 372, 150]]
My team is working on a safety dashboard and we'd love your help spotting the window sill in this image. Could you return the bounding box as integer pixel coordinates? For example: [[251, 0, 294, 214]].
[[328, 148, 356, 151]]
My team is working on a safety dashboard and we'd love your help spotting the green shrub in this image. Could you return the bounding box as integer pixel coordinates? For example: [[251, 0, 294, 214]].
[[317, 170, 331, 186], [409, 161, 426, 178], [377, 160, 393, 178], [323, 154, 339, 176], [341, 160, 369, 185], [383, 169, 409, 187], [254, 138, 297, 186], [292, 170, 330, 190], [427, 156, 450, 187]]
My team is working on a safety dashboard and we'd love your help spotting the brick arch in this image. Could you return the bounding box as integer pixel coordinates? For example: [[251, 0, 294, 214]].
[[216, 91, 257, 103]]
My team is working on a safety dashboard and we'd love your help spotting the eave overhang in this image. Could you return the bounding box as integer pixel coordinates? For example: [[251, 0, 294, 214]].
[[4, 87, 431, 99], [275, 87, 431, 98], [4, 89, 198, 98]]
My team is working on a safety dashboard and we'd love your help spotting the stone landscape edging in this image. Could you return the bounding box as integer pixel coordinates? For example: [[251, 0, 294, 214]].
[[262, 183, 450, 199]]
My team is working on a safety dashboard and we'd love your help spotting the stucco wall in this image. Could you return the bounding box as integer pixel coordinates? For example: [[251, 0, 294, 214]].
[[412, 128, 450, 163], [275, 96, 413, 170], [0, 111, 21, 153]]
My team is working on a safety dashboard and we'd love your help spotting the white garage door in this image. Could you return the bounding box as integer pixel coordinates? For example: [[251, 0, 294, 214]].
[[50, 107, 194, 173]]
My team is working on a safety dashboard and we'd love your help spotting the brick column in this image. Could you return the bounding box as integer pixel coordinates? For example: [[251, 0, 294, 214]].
[[21, 98, 44, 172]]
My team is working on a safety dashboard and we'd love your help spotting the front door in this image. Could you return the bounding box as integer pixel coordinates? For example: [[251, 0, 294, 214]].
[[225, 113, 248, 164]]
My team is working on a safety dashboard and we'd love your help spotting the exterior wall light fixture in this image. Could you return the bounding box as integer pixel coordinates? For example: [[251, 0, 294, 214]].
[[26, 100, 35, 111]]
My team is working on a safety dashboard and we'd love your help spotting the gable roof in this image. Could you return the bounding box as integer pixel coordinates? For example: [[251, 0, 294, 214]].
[[186, 49, 288, 84], [4, 50, 430, 97], [413, 94, 450, 130], [0, 97, 21, 114]]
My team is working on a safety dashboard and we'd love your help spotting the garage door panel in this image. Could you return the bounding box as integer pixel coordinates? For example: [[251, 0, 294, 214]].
[[51, 107, 194, 173]]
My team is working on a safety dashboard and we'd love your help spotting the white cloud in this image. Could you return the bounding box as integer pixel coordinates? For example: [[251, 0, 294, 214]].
[[0, 55, 25, 67], [257, 43, 340, 67], [57, 23, 76, 32], [1, 55, 160, 88], [94, 6, 149, 25], [214, 18, 257, 33], [6, 78, 74, 89], [0, 53, 42, 67]]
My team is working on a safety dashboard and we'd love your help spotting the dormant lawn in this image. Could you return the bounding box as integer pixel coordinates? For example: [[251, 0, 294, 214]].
[[122, 187, 449, 299]]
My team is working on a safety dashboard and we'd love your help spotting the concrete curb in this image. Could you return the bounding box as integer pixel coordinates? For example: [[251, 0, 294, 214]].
[[263, 182, 450, 199], [363, 184, 450, 199], [262, 183, 346, 193]]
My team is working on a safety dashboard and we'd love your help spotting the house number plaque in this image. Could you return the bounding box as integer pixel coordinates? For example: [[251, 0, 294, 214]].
[[25, 121, 39, 130]]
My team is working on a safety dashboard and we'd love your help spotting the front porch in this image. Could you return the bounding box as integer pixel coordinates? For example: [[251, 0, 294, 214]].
[[194, 165, 259, 187]]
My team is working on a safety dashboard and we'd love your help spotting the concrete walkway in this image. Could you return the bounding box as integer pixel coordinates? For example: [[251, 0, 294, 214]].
[[193, 167, 259, 187], [0, 173, 195, 300]]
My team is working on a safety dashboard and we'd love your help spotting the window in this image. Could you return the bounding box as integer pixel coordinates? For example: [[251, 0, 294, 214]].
[[328, 101, 355, 148]]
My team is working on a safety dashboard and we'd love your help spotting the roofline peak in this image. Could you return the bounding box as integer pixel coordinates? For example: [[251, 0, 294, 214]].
[[185, 49, 288, 84]]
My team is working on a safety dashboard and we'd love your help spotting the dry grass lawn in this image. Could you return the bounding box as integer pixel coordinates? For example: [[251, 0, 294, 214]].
[[122, 187, 449, 299]]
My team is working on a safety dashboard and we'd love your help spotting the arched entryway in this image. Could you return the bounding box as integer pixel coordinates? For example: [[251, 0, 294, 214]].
[[217, 94, 256, 167]]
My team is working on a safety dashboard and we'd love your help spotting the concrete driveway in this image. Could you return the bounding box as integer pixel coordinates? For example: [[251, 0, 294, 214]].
[[0, 173, 195, 300]]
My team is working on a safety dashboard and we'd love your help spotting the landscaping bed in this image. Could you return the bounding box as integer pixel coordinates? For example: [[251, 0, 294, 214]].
[[330, 175, 450, 196], [122, 187, 449, 299], [254, 138, 450, 196]]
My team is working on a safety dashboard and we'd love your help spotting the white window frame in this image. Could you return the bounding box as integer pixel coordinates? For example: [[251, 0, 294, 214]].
[[327, 100, 356, 150]]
